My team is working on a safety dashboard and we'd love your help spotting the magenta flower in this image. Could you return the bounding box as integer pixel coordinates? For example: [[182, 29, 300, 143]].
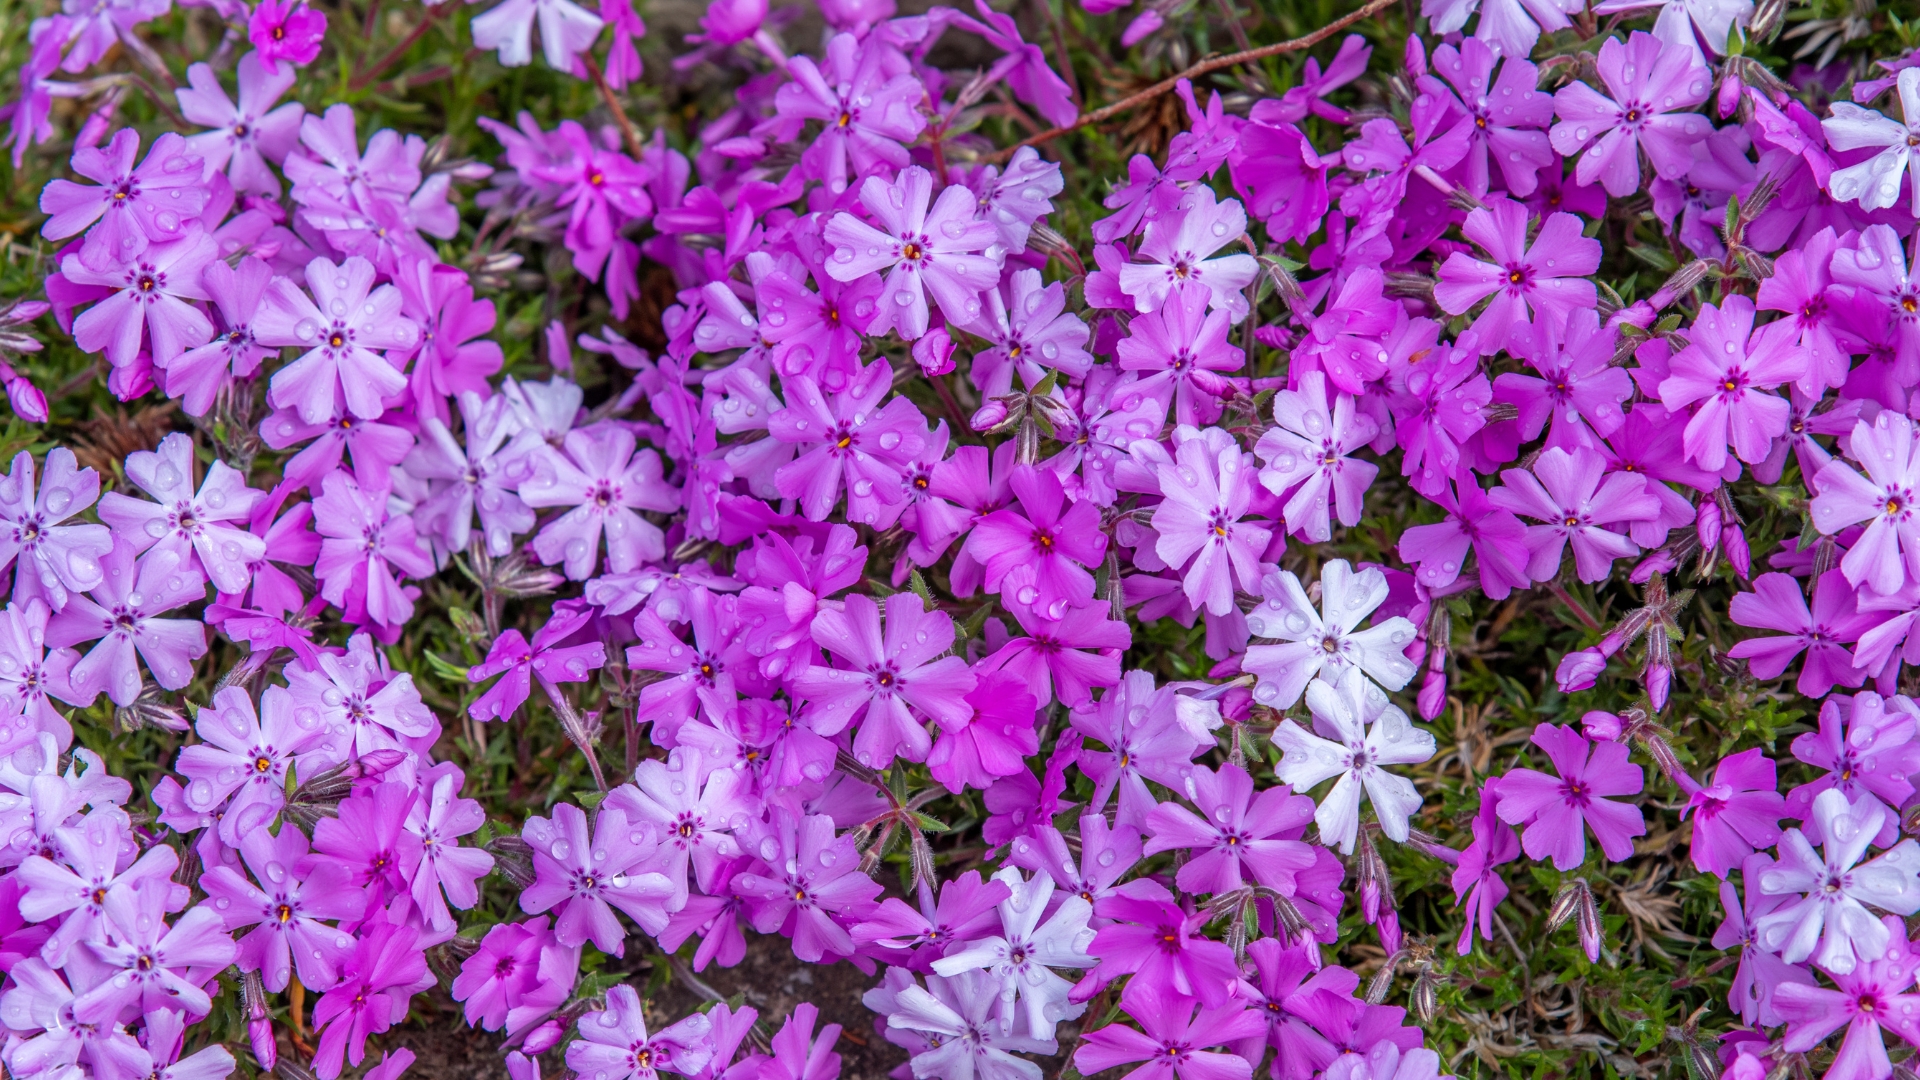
[[1434, 199, 1599, 351], [0, 600, 84, 747], [313, 472, 434, 630], [451, 917, 578, 1035], [176, 55, 304, 196], [1398, 469, 1531, 600], [1785, 695, 1920, 844], [97, 432, 264, 595], [47, 538, 208, 706], [770, 33, 927, 194], [1657, 295, 1805, 472], [1149, 428, 1270, 617], [0, 448, 111, 612], [981, 584, 1130, 708], [769, 362, 926, 522], [568, 987, 713, 1080], [1255, 371, 1379, 544], [162, 255, 279, 417], [311, 923, 433, 1079], [306, 781, 424, 917], [1144, 762, 1316, 894], [1288, 269, 1395, 395], [468, 602, 607, 722], [530, 123, 652, 282], [1085, 884, 1241, 1007], [734, 813, 883, 962], [72, 888, 236, 1025], [1071, 670, 1215, 828], [1116, 280, 1243, 426], [1497, 308, 1633, 451], [1813, 413, 1920, 597], [396, 258, 505, 423], [1681, 748, 1786, 878], [16, 818, 180, 967], [822, 166, 1003, 341], [1728, 571, 1878, 696], [257, 255, 420, 423], [1387, 335, 1491, 495], [39, 129, 208, 265], [1451, 782, 1520, 956], [1489, 445, 1659, 583], [1494, 723, 1646, 870], [249, 0, 328, 73], [521, 802, 676, 954], [793, 592, 975, 768], [927, 672, 1041, 793], [1420, 39, 1554, 196], [959, 268, 1092, 396], [603, 748, 746, 905], [199, 823, 363, 992], [1074, 982, 1264, 1080], [1117, 186, 1259, 321], [968, 464, 1107, 612], [61, 232, 217, 372], [1550, 32, 1713, 196]]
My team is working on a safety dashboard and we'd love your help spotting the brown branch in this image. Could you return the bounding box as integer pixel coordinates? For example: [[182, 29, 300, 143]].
[[581, 53, 647, 163], [986, 0, 1397, 162]]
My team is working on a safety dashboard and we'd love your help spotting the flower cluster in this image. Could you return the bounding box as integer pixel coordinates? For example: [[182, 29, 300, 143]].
[[3, 0, 1919, 1080]]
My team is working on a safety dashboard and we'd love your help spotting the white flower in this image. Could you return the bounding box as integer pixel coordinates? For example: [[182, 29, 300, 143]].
[[930, 868, 1093, 1040], [871, 969, 1056, 1080], [1753, 787, 1920, 974], [1823, 68, 1920, 216], [471, 0, 605, 70], [1273, 670, 1436, 854], [1242, 559, 1419, 708]]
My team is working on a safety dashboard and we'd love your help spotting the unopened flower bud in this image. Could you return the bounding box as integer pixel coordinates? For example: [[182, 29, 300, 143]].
[[697, 0, 767, 44], [1121, 8, 1163, 46], [1644, 659, 1672, 712], [1696, 493, 1723, 551], [912, 326, 957, 378], [1403, 34, 1428, 78], [520, 1019, 566, 1056], [1581, 709, 1623, 742], [1418, 666, 1448, 721], [1556, 647, 1608, 692], [970, 399, 1009, 431], [250, 1016, 278, 1070], [2, 372, 48, 423], [505, 1052, 542, 1080], [1724, 522, 1751, 579]]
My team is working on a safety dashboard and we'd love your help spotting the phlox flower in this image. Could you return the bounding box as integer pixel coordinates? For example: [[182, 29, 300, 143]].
[[1713, 854, 1815, 1026], [1151, 426, 1270, 617], [451, 917, 578, 1035], [959, 269, 1092, 397], [175, 54, 304, 196], [1785, 693, 1920, 848], [404, 391, 535, 559], [1243, 560, 1419, 709], [1813, 413, 1920, 597], [1421, 0, 1581, 62], [521, 802, 677, 954], [1397, 469, 1531, 600], [1496, 308, 1633, 451], [1255, 370, 1379, 543], [0, 448, 111, 612], [14, 813, 180, 967], [472, 0, 605, 70], [71, 887, 236, 1025], [162, 255, 279, 417], [1657, 295, 1805, 471], [733, 813, 883, 962], [1494, 723, 1646, 870], [174, 684, 325, 843], [1550, 32, 1714, 196], [1420, 39, 1555, 196], [968, 465, 1106, 611], [286, 633, 437, 759], [979, 580, 1130, 708], [199, 823, 364, 992], [867, 968, 1057, 1080], [1116, 186, 1259, 322], [519, 423, 678, 580], [772, 33, 927, 195], [311, 923, 434, 1079], [1072, 982, 1264, 1080], [1085, 883, 1240, 1008], [568, 987, 713, 1080], [1070, 670, 1217, 828], [1451, 782, 1520, 956], [256, 255, 420, 423], [1728, 571, 1878, 696], [930, 868, 1094, 1040], [61, 232, 217, 373], [1823, 68, 1920, 216], [39, 129, 209, 266], [469, 602, 607, 722], [927, 673, 1042, 794], [603, 748, 747, 905], [1116, 280, 1243, 426], [1753, 788, 1920, 975], [249, 0, 328, 73], [312, 472, 434, 631], [47, 538, 207, 707], [97, 431, 264, 595], [1434, 199, 1600, 350], [768, 360, 926, 522], [405, 762, 496, 933], [1489, 445, 1659, 582], [1143, 762, 1317, 891], [1774, 915, 1920, 1080], [823, 166, 1003, 341], [795, 592, 976, 768], [1680, 747, 1785, 878], [1273, 671, 1436, 854]]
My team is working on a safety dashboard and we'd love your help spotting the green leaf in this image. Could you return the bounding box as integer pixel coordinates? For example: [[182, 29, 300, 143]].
[[425, 651, 474, 685], [908, 569, 935, 608], [911, 811, 952, 833]]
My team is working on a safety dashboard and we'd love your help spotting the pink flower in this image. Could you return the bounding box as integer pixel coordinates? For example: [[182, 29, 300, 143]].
[[39, 129, 209, 266], [968, 465, 1107, 611], [1255, 371, 1379, 544], [311, 923, 433, 1079], [521, 802, 676, 954], [1451, 782, 1519, 955], [1117, 279, 1243, 427], [199, 822, 364, 992], [249, 0, 328, 73], [1151, 428, 1271, 616], [256, 255, 420, 423], [1073, 982, 1264, 1080], [519, 423, 678, 580], [567, 987, 713, 1080], [312, 472, 435, 630], [1144, 762, 1316, 894], [0, 448, 111, 612], [770, 34, 927, 194], [1117, 186, 1259, 321], [1397, 468, 1531, 600], [1753, 789, 1920, 974], [1084, 884, 1241, 1007], [97, 432, 265, 595], [1420, 39, 1555, 196], [1657, 295, 1805, 472], [60, 232, 217, 372], [1680, 748, 1785, 878], [1813, 413, 1920, 597], [1728, 571, 1879, 695], [733, 813, 883, 962], [1550, 31, 1714, 197], [47, 538, 208, 707], [1434, 198, 1600, 351], [822, 165, 1003, 341], [927, 672, 1041, 793], [1494, 723, 1646, 870], [1774, 916, 1920, 1080], [1489, 445, 1659, 583], [161, 255, 279, 416], [176, 54, 304, 196], [792, 592, 976, 768]]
